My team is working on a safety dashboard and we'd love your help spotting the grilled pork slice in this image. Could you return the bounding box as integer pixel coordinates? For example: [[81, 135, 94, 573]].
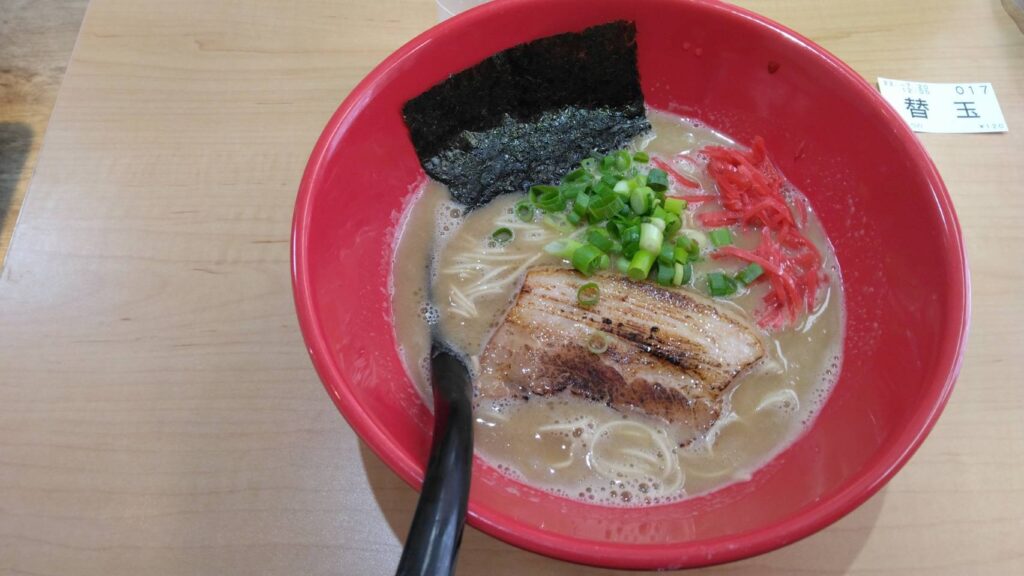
[[476, 266, 765, 434]]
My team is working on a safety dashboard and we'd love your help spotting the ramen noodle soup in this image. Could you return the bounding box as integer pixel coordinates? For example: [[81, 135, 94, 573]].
[[392, 110, 844, 506]]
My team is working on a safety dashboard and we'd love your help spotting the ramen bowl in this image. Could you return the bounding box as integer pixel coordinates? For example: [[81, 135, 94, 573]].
[[291, 0, 969, 569]]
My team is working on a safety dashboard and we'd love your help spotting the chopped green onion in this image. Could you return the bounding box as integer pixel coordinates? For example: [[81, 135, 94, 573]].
[[709, 228, 733, 247], [614, 150, 633, 172], [672, 262, 693, 286], [588, 193, 624, 221], [652, 206, 669, 221], [664, 212, 681, 236], [675, 235, 696, 252], [613, 179, 631, 194], [586, 229, 615, 252], [542, 214, 575, 233], [587, 331, 609, 354], [646, 168, 669, 192], [560, 182, 585, 200], [598, 253, 610, 270], [658, 242, 675, 266], [571, 244, 605, 276], [633, 151, 650, 163], [620, 225, 641, 247], [673, 245, 690, 264], [600, 155, 616, 172], [563, 168, 589, 183], [491, 227, 513, 244], [599, 173, 619, 189], [656, 262, 675, 286], [629, 187, 653, 215], [544, 238, 584, 259], [648, 217, 666, 233], [706, 272, 738, 297], [573, 192, 592, 216], [679, 231, 705, 259], [627, 250, 656, 281], [736, 263, 765, 285], [534, 186, 566, 212], [515, 201, 534, 222], [615, 256, 630, 274], [639, 222, 664, 254], [609, 214, 640, 237], [567, 211, 581, 225], [663, 197, 687, 215], [529, 184, 557, 204], [581, 157, 598, 172], [577, 282, 600, 307], [546, 215, 574, 233], [605, 219, 622, 239]]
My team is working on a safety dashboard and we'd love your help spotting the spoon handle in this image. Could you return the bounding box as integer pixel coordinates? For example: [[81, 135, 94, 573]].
[[395, 347, 473, 576]]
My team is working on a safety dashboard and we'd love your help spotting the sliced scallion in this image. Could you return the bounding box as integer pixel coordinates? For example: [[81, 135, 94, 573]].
[[615, 255, 630, 274], [588, 193, 624, 221], [491, 227, 513, 244], [627, 250, 656, 281], [573, 192, 592, 216], [571, 244, 605, 276], [587, 331, 609, 354], [586, 228, 615, 252], [639, 222, 663, 254], [663, 197, 687, 215], [544, 238, 584, 259], [671, 262, 684, 286], [674, 245, 691, 264], [514, 201, 534, 222], [534, 186, 566, 212], [629, 187, 652, 215], [560, 182, 585, 200], [706, 272, 738, 297], [614, 150, 633, 172], [709, 228, 733, 247], [529, 184, 556, 204], [633, 151, 650, 163], [658, 243, 675, 266], [736, 263, 765, 285], [563, 168, 589, 183], [577, 282, 600, 307], [680, 262, 693, 284], [646, 168, 669, 192], [664, 212, 681, 236], [656, 262, 675, 286], [620, 225, 640, 251]]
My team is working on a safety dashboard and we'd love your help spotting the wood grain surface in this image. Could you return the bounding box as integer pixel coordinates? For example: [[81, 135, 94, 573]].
[[0, 0, 89, 264], [1, 1, 1021, 574]]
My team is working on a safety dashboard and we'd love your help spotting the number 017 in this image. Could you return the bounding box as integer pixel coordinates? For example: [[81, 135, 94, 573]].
[[955, 85, 988, 95]]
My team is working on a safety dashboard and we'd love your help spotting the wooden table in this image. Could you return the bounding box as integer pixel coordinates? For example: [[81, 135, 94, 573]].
[[1, 1, 1021, 574]]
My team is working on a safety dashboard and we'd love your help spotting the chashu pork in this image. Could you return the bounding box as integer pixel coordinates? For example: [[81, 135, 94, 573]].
[[476, 266, 765, 434]]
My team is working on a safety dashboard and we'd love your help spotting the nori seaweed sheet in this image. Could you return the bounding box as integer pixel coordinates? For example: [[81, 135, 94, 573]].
[[402, 21, 649, 209]]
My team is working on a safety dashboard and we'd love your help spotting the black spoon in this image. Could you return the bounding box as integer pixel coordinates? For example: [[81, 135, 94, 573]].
[[395, 341, 474, 576]]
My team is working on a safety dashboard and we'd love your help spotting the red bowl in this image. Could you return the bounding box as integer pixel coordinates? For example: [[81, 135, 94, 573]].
[[291, 0, 969, 569]]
